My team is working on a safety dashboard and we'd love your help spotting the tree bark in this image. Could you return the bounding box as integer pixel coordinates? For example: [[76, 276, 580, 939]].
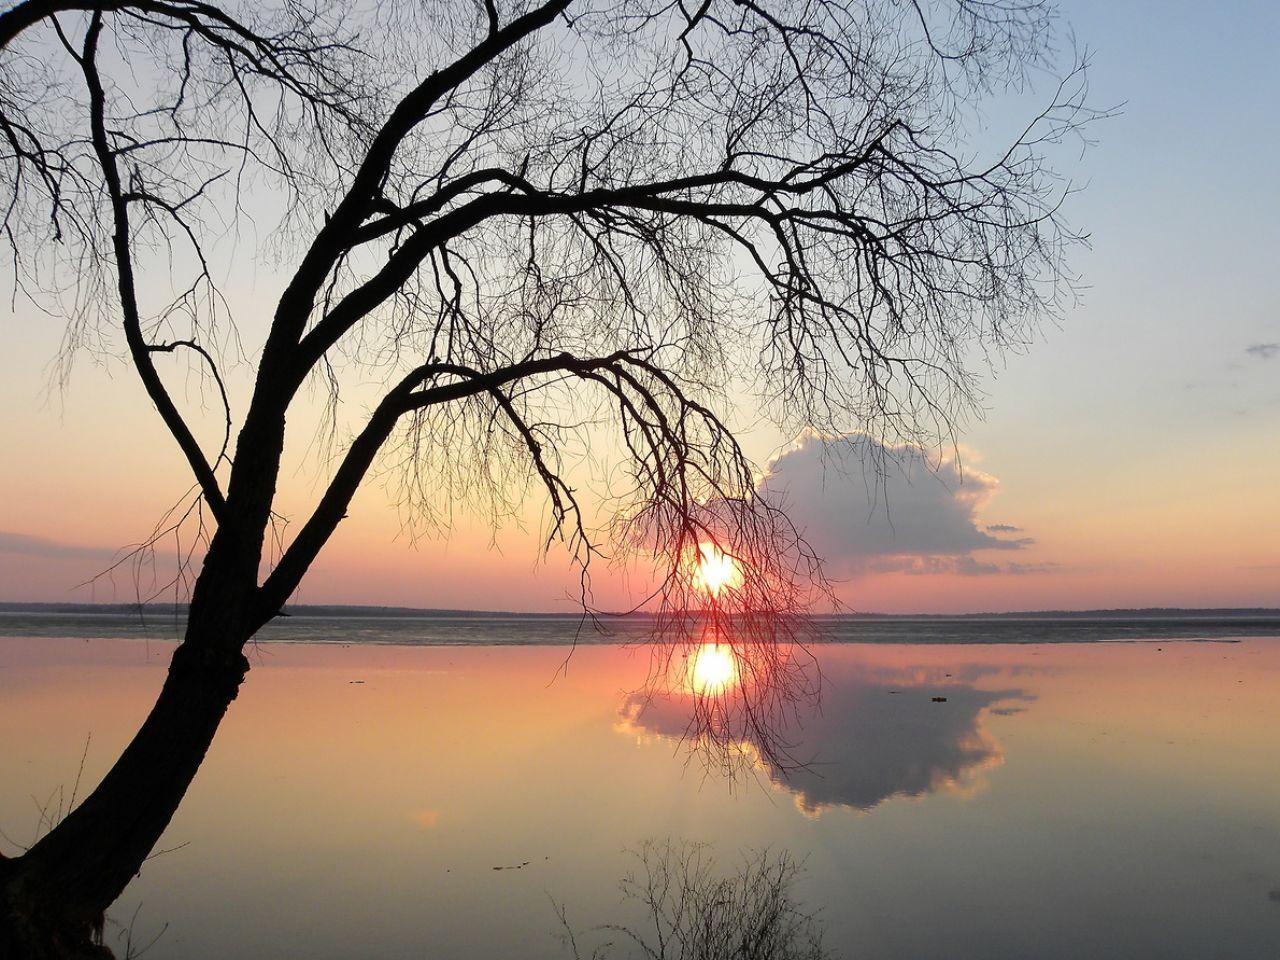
[[0, 553, 257, 958]]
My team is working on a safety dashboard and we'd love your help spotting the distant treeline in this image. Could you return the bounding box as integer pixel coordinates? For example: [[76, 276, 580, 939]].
[[3, 602, 1279, 621]]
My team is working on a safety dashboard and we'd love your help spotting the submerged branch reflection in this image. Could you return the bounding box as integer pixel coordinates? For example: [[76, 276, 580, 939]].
[[557, 839, 835, 960], [634, 618, 823, 780]]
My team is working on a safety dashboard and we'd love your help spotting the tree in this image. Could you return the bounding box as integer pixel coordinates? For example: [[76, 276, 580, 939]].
[[0, 0, 1091, 954]]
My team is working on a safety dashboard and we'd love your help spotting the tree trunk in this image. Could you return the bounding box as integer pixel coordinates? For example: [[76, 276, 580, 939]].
[[0, 405, 286, 956], [0, 561, 256, 958]]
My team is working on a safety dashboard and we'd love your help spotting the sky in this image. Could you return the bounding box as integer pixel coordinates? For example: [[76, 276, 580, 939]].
[[1, 0, 1278, 613]]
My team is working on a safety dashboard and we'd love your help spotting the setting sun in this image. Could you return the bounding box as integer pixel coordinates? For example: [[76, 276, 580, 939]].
[[688, 643, 739, 694], [693, 542, 741, 597]]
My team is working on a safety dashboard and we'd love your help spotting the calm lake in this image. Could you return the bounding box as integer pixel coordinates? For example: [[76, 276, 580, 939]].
[[2, 629, 1279, 958]]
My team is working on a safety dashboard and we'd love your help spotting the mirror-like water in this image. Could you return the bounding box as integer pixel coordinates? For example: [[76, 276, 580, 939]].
[[2, 636, 1278, 958]]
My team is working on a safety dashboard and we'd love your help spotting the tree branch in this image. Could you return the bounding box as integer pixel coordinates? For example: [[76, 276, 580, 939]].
[[260, 0, 573, 368], [75, 11, 227, 520], [256, 348, 641, 616]]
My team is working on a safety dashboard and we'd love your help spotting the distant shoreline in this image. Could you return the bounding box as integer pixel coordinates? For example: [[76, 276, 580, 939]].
[[4, 602, 1280, 644], [2, 601, 1279, 621]]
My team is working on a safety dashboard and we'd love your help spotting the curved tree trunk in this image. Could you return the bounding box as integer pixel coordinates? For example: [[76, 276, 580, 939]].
[[0, 558, 258, 958]]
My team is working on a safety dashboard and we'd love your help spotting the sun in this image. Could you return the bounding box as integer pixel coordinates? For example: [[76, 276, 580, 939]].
[[688, 643, 739, 694], [693, 542, 740, 597]]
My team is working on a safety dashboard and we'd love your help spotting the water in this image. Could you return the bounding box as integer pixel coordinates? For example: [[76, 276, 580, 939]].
[[2, 632, 1279, 958]]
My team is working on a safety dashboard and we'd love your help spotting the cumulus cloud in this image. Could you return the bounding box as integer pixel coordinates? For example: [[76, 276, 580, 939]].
[[1246, 343, 1279, 360], [864, 556, 1058, 577], [759, 431, 1039, 577]]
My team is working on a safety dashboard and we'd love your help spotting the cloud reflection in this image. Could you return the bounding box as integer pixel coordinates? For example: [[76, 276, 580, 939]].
[[620, 658, 1025, 815]]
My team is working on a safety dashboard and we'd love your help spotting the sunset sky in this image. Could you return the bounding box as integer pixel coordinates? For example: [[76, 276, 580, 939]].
[[1, 0, 1277, 613]]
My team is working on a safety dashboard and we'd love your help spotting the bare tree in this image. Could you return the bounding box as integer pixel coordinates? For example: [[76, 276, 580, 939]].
[[0, 0, 1092, 954]]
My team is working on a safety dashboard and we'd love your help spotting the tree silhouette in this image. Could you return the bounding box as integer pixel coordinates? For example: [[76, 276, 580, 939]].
[[0, 0, 1093, 954]]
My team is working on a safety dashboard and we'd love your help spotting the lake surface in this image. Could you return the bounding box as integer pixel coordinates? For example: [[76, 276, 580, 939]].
[[2, 633, 1279, 958]]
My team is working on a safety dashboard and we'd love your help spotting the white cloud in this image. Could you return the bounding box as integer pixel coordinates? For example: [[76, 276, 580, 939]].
[[760, 431, 1037, 577]]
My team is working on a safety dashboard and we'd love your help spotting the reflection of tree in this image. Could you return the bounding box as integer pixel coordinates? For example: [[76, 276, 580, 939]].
[[636, 617, 824, 780], [620, 658, 1024, 814], [557, 839, 834, 960]]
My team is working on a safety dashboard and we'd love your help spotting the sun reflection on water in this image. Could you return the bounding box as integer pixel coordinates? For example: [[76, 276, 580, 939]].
[[688, 643, 739, 694]]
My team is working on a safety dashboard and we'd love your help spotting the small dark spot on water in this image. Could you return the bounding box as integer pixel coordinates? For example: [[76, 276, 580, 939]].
[[931, 696, 948, 703]]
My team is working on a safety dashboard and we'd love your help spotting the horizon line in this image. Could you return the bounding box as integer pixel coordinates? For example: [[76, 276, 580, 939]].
[[3, 601, 1280, 620]]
